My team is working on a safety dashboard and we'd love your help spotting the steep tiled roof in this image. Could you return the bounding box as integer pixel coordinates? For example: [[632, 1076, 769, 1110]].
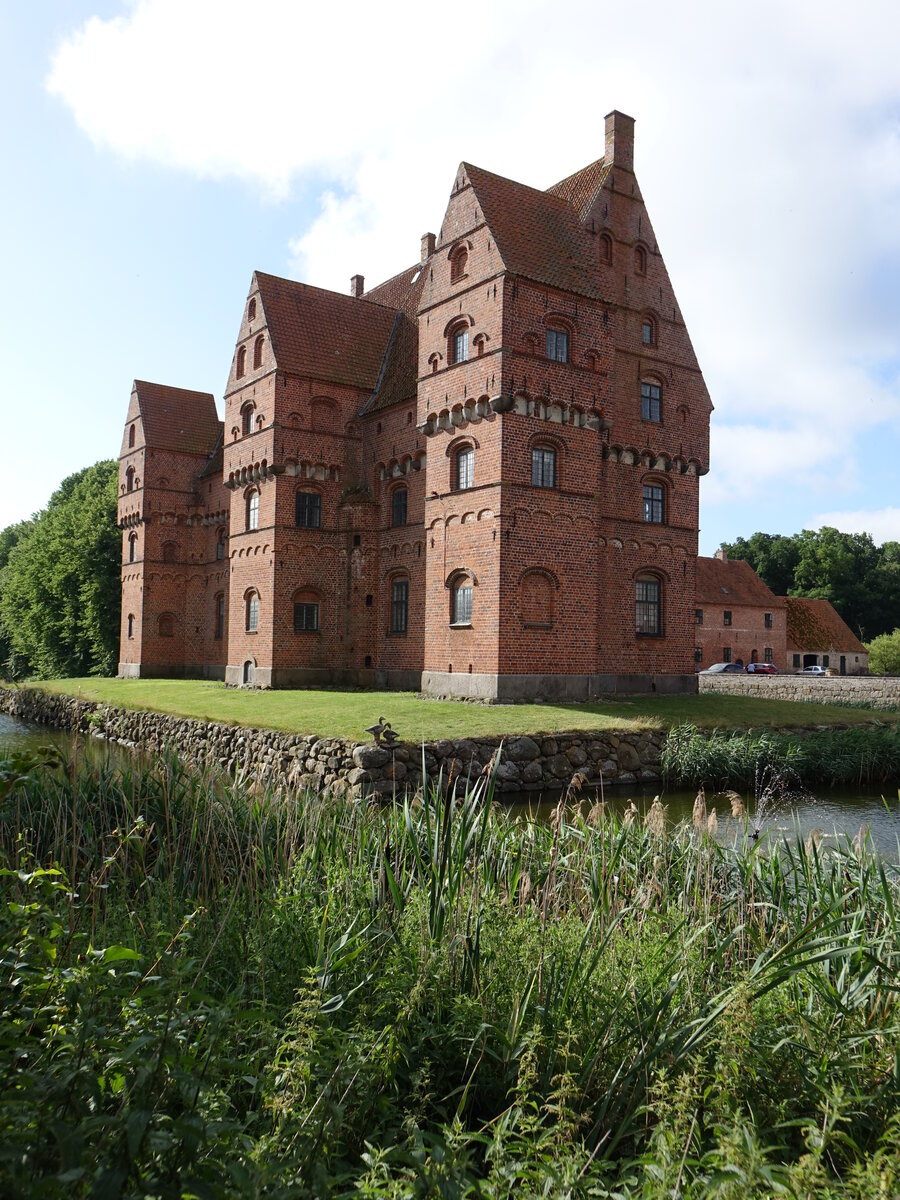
[[546, 157, 612, 222], [255, 272, 397, 391], [134, 381, 220, 456], [463, 163, 605, 299], [198, 424, 225, 479], [785, 597, 867, 654], [695, 556, 780, 608], [362, 263, 428, 413]]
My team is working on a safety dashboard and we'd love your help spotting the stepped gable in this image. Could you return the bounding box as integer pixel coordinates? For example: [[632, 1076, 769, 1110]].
[[254, 271, 397, 390], [362, 262, 428, 413], [134, 381, 220, 456], [546, 156, 613, 223], [463, 162, 605, 299], [695, 556, 780, 608], [785, 597, 867, 654]]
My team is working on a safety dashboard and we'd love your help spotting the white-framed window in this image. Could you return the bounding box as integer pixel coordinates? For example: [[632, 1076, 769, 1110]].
[[452, 581, 473, 626], [246, 592, 259, 632], [642, 483, 664, 523], [246, 490, 259, 531], [453, 329, 469, 364], [641, 381, 662, 423], [546, 328, 568, 362], [456, 447, 474, 490]]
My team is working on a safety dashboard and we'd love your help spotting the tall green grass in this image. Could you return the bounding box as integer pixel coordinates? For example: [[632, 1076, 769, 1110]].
[[1, 745, 900, 1197], [663, 721, 900, 788]]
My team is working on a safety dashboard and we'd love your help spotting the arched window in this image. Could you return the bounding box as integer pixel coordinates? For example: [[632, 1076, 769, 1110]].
[[216, 528, 226, 560], [162, 541, 177, 564], [126, 466, 135, 493], [246, 489, 259, 531], [531, 445, 557, 488], [127, 613, 134, 639], [641, 315, 656, 346], [253, 335, 264, 369], [642, 481, 665, 524], [455, 445, 474, 490], [390, 576, 409, 634], [448, 322, 469, 365], [292, 589, 319, 633], [636, 576, 662, 636], [128, 533, 137, 563], [450, 244, 468, 281], [245, 591, 259, 633], [520, 570, 554, 627], [248, 297, 256, 321], [599, 231, 613, 264], [391, 485, 408, 528], [128, 424, 135, 448], [641, 379, 662, 423], [635, 244, 647, 275], [236, 345, 246, 378], [241, 402, 254, 436], [214, 592, 226, 639], [451, 577, 473, 626], [546, 327, 569, 363], [158, 612, 175, 638]]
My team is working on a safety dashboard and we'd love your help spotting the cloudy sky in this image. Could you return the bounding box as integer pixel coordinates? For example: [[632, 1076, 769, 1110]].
[[3, 0, 899, 554]]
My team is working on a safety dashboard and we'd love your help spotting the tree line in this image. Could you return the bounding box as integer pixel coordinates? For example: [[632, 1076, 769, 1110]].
[[0, 461, 120, 680], [723, 528, 900, 645]]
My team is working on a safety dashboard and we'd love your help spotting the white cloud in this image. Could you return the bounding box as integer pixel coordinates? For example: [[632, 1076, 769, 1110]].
[[812, 507, 900, 544], [47, 0, 900, 523]]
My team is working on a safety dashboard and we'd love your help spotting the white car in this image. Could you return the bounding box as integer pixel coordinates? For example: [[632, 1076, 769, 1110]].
[[797, 665, 827, 675]]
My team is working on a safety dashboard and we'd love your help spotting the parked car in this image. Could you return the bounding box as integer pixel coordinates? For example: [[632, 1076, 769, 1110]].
[[700, 662, 745, 674], [798, 665, 827, 675], [746, 662, 777, 674]]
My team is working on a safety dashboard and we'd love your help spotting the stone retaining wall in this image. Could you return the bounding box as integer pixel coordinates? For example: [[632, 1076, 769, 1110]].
[[699, 674, 900, 706], [0, 686, 665, 797]]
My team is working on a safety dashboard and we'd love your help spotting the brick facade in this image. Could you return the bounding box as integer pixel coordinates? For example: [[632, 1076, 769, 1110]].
[[119, 112, 714, 698]]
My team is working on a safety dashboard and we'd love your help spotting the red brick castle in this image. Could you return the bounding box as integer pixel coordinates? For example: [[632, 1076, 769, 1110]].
[[118, 112, 712, 699]]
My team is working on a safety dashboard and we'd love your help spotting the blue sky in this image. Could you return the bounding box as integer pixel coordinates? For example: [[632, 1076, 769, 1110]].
[[2, 0, 900, 555]]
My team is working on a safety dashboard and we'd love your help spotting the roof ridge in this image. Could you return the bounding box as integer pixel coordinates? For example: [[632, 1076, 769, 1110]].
[[254, 270, 397, 311], [462, 161, 576, 211]]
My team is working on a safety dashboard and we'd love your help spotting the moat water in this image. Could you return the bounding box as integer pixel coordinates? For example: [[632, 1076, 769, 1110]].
[[2, 712, 899, 859]]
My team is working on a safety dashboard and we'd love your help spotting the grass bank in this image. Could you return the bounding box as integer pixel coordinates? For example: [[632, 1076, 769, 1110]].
[[2, 746, 900, 1196], [20, 675, 900, 740]]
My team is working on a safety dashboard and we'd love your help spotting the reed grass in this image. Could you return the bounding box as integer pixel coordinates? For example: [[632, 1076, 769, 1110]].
[[2, 744, 899, 1197], [663, 720, 900, 789]]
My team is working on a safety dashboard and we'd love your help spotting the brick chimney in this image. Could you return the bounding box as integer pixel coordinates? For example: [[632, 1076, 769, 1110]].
[[421, 232, 436, 262], [350, 274, 364, 298], [714, 545, 728, 562], [604, 110, 634, 171]]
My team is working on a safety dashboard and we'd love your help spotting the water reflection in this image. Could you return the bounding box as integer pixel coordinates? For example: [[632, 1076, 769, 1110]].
[[506, 779, 900, 860]]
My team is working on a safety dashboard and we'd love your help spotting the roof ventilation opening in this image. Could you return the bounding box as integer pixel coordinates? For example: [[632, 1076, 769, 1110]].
[[350, 274, 364, 298]]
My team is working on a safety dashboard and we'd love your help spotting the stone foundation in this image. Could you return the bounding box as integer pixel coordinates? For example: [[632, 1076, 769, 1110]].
[[699, 674, 900, 705], [1, 685, 665, 797]]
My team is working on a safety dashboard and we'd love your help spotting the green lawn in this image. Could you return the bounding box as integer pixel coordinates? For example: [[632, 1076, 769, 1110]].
[[19, 676, 900, 742]]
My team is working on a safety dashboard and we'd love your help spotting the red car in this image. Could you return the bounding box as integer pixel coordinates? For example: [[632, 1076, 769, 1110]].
[[746, 662, 777, 674]]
